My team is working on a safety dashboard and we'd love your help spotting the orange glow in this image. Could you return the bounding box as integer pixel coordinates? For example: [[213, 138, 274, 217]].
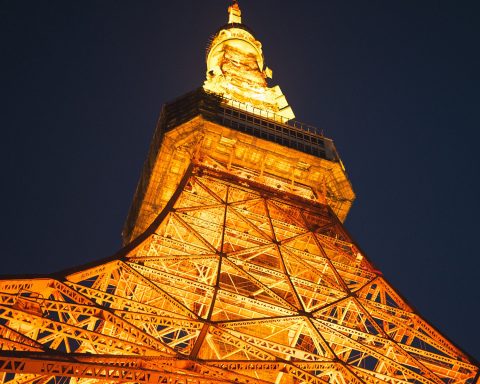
[[0, 2, 477, 384], [204, 2, 295, 121]]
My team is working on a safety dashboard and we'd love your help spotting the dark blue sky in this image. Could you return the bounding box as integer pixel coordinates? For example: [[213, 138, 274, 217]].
[[1, 1, 479, 362]]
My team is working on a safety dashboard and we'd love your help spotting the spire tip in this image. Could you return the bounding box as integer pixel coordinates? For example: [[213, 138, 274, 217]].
[[228, 0, 242, 24]]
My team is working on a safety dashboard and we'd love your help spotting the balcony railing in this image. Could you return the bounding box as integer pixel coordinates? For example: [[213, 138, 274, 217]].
[[159, 88, 339, 162]]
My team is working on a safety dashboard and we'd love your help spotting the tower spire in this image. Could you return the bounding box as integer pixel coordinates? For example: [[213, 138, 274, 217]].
[[228, 0, 242, 24]]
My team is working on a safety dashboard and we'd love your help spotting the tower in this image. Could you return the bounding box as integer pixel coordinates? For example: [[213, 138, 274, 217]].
[[0, 2, 478, 383]]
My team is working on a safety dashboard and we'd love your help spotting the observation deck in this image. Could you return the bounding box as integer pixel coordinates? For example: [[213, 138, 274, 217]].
[[123, 89, 355, 245], [161, 88, 338, 161]]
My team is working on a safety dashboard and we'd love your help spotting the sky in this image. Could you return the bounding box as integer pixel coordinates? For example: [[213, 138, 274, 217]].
[[1, 0, 479, 362]]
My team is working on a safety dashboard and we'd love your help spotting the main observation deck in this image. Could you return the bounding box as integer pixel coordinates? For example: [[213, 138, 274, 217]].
[[123, 89, 355, 245], [161, 88, 338, 162]]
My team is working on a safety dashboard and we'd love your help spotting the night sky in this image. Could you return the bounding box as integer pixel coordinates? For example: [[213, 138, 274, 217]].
[[1, 1, 479, 362]]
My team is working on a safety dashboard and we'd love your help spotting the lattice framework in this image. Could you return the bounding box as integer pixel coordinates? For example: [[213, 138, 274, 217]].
[[0, 165, 478, 384]]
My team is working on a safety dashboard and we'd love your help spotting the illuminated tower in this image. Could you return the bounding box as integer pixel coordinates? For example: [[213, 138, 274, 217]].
[[0, 3, 478, 384]]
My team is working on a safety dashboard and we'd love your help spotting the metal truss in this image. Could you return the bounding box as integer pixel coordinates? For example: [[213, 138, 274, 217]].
[[0, 166, 478, 383]]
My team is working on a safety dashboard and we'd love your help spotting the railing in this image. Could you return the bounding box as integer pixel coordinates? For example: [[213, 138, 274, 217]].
[[160, 88, 339, 162], [221, 96, 324, 136], [216, 102, 331, 161], [159, 88, 340, 163]]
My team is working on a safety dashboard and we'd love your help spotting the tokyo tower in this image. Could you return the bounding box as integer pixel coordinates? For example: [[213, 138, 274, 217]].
[[0, 2, 478, 383]]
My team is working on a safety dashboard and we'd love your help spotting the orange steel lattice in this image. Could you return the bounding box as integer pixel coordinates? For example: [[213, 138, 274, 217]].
[[0, 3, 478, 384]]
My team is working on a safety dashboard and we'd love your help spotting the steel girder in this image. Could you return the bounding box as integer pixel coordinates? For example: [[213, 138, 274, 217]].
[[0, 166, 478, 384]]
